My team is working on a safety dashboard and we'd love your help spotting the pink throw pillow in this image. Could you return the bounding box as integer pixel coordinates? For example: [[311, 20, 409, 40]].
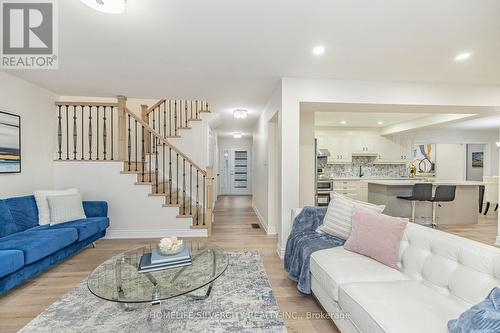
[[344, 207, 408, 269]]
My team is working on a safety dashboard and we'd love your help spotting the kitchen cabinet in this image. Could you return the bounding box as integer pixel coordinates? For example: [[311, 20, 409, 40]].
[[327, 136, 352, 163], [351, 136, 378, 155], [332, 180, 368, 202]]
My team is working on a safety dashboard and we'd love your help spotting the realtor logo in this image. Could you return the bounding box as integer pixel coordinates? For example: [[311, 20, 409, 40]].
[[1, 0, 58, 69]]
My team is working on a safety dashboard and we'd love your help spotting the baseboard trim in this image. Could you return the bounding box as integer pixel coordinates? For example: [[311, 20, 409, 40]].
[[105, 228, 208, 239], [276, 246, 285, 259], [252, 203, 277, 235], [495, 236, 500, 247]]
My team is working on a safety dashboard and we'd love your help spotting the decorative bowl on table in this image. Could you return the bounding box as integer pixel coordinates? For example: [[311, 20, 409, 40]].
[[157, 237, 185, 256]]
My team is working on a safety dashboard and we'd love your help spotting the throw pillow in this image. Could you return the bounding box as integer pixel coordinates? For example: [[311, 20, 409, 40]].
[[317, 192, 385, 240], [47, 193, 86, 225], [34, 189, 79, 225], [344, 207, 408, 269], [448, 287, 500, 333]]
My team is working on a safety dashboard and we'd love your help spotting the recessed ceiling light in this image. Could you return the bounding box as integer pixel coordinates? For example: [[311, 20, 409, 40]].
[[233, 109, 248, 119], [80, 0, 126, 14], [313, 45, 325, 56], [340, 120, 347, 125], [454, 52, 472, 62], [233, 132, 242, 139], [377, 121, 384, 125]]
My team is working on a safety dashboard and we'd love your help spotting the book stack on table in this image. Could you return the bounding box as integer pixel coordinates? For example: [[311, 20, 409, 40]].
[[138, 247, 192, 273]]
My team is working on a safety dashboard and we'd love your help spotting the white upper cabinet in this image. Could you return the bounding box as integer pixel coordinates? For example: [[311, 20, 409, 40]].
[[316, 129, 411, 164]]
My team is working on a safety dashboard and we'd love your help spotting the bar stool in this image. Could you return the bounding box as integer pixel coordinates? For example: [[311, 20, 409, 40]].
[[430, 185, 456, 229], [397, 183, 433, 223]]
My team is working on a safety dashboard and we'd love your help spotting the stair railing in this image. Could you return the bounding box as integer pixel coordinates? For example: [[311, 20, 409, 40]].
[[141, 99, 210, 139], [54, 100, 120, 161], [124, 107, 213, 234]]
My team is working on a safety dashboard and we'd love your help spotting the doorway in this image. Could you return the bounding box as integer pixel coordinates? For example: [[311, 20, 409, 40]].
[[219, 147, 252, 195]]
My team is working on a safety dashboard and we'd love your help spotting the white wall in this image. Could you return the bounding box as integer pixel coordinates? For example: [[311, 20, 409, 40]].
[[0, 72, 56, 198], [407, 129, 499, 177], [53, 162, 207, 238], [281, 77, 500, 255], [252, 83, 282, 237], [299, 111, 315, 207]]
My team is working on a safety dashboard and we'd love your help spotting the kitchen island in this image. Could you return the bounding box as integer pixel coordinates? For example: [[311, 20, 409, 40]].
[[364, 180, 483, 225]]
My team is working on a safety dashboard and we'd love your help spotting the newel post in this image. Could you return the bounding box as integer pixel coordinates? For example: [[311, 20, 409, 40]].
[[141, 104, 150, 153], [117, 95, 127, 160], [206, 166, 214, 236]]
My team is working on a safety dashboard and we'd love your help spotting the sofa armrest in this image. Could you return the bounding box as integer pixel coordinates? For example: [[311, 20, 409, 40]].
[[83, 201, 108, 218], [291, 208, 303, 225]]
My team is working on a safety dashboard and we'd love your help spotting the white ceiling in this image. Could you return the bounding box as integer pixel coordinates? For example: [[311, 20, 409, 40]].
[[444, 115, 500, 130], [315, 112, 430, 128], [5, 0, 500, 136]]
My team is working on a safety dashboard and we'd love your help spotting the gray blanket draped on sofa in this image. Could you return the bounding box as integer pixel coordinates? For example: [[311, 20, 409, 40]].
[[284, 206, 345, 294]]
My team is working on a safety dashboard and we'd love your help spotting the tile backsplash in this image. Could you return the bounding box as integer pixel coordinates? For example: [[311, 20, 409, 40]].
[[318, 156, 409, 179]]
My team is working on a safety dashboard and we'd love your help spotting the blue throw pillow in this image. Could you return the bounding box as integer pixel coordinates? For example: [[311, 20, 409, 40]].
[[448, 287, 500, 333]]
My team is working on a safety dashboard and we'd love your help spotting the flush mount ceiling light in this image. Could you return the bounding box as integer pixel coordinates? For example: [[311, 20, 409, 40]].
[[312, 45, 325, 56], [80, 0, 126, 14], [377, 121, 384, 125], [454, 52, 472, 62], [233, 132, 243, 139], [233, 109, 248, 119], [340, 120, 347, 125]]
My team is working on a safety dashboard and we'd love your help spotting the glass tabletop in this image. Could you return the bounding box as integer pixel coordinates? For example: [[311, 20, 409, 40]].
[[87, 241, 228, 303]]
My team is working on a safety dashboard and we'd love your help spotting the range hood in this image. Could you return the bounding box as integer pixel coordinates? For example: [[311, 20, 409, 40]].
[[317, 149, 331, 158]]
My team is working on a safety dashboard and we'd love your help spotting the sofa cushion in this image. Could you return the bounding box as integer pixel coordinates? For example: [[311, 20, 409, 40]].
[[0, 228, 78, 264], [0, 250, 24, 278], [0, 200, 18, 238], [338, 280, 468, 333], [33, 217, 109, 242], [310, 247, 409, 301], [5, 195, 39, 232]]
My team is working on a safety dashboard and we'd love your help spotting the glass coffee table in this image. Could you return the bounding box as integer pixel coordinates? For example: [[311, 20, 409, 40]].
[[87, 241, 228, 307]]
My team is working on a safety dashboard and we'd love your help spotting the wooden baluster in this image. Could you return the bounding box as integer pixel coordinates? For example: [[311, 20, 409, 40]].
[[103, 106, 108, 160], [127, 114, 131, 171], [117, 95, 127, 161], [184, 101, 188, 127], [190, 101, 193, 120], [148, 132, 152, 183], [81, 105, 85, 160], [88, 106, 93, 160], [206, 166, 213, 235], [168, 100, 172, 137], [65, 105, 69, 160], [72, 106, 77, 160], [57, 105, 62, 160]]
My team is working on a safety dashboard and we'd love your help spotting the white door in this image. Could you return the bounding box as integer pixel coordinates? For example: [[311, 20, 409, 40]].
[[219, 148, 251, 195]]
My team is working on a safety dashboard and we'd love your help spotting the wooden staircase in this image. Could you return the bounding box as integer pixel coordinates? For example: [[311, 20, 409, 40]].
[[54, 96, 214, 235]]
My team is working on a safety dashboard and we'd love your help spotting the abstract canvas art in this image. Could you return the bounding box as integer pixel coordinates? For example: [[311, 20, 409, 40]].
[[412, 143, 435, 176], [471, 152, 484, 168], [0, 111, 21, 173]]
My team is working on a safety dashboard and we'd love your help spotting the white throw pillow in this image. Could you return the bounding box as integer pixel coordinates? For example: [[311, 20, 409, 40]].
[[317, 192, 385, 240], [47, 193, 86, 225], [34, 189, 79, 225]]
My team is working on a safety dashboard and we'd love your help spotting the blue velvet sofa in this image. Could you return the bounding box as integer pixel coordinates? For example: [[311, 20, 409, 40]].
[[0, 195, 109, 294]]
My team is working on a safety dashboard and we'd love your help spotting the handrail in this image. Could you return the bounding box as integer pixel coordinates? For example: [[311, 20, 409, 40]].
[[55, 101, 118, 107], [146, 99, 166, 115], [124, 107, 207, 175]]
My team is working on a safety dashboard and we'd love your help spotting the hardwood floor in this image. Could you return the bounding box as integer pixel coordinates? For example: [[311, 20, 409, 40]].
[[0, 195, 338, 333], [0, 195, 497, 333]]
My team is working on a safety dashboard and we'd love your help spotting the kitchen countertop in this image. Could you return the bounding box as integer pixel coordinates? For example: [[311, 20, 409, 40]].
[[362, 179, 484, 186]]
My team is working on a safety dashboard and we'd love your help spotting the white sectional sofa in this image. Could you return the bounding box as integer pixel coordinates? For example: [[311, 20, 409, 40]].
[[291, 208, 500, 333]]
